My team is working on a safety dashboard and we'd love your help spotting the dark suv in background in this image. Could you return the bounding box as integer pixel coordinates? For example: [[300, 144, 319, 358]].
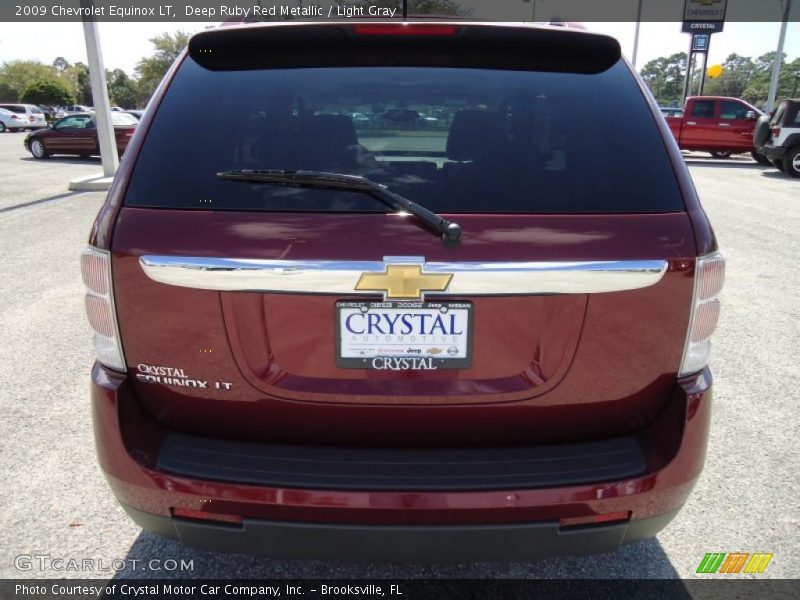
[[82, 21, 723, 561]]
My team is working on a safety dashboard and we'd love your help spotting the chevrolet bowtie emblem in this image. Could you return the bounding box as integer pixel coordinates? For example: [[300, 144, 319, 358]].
[[356, 264, 453, 300]]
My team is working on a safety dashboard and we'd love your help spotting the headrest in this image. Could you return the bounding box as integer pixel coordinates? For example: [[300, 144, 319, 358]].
[[446, 110, 507, 161]]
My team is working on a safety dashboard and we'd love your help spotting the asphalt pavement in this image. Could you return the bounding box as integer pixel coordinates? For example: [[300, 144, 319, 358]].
[[0, 132, 797, 580]]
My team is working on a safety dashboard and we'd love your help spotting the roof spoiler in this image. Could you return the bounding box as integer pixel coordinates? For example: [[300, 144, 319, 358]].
[[189, 22, 621, 75]]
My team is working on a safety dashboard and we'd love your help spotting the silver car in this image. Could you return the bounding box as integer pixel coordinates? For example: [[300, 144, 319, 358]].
[[55, 105, 93, 119], [0, 104, 47, 130]]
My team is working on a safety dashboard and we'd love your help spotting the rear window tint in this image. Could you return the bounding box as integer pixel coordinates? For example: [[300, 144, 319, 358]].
[[0, 105, 26, 114], [125, 59, 683, 214]]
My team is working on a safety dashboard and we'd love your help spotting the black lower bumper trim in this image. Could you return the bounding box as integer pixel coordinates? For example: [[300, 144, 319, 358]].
[[156, 433, 646, 491], [762, 145, 786, 161], [122, 504, 680, 562]]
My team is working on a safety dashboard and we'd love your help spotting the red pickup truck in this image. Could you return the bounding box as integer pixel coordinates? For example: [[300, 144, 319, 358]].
[[666, 96, 762, 159]]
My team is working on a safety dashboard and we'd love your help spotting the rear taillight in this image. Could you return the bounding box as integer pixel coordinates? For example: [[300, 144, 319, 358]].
[[680, 252, 725, 376], [772, 128, 781, 138], [29, 115, 34, 122], [81, 247, 126, 371], [11, 115, 21, 120]]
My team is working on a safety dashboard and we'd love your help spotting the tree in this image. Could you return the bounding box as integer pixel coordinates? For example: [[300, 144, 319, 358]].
[[0, 81, 16, 101], [408, 0, 468, 14], [66, 62, 93, 105], [106, 68, 138, 108], [52, 57, 71, 73], [785, 58, 800, 99], [718, 54, 756, 98], [640, 51, 798, 110], [640, 53, 690, 106], [21, 79, 75, 106], [736, 52, 784, 105], [0, 60, 59, 101], [135, 31, 191, 99]]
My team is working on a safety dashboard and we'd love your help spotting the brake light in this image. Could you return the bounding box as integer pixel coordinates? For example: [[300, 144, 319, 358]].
[[771, 128, 781, 138], [679, 252, 725, 376], [81, 247, 126, 371], [353, 24, 459, 36]]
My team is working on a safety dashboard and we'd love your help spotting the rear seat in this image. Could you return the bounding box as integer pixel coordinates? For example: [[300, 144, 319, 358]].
[[444, 110, 509, 168], [304, 114, 378, 171], [251, 113, 376, 172], [438, 110, 512, 208], [441, 108, 569, 211]]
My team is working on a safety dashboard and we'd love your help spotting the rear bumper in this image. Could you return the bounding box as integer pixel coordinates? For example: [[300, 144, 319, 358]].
[[91, 363, 712, 560], [121, 502, 679, 562], [762, 144, 786, 161]]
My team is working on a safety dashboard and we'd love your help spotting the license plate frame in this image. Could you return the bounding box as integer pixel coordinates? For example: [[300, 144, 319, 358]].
[[335, 300, 473, 370]]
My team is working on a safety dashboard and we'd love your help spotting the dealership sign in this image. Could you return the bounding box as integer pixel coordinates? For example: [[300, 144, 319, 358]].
[[682, 0, 727, 33], [692, 34, 710, 52]]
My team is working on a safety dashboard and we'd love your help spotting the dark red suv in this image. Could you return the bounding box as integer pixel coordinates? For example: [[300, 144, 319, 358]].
[[82, 21, 724, 561]]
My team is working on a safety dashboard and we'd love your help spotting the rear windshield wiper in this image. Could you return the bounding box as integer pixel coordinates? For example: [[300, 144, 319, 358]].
[[217, 169, 462, 246]]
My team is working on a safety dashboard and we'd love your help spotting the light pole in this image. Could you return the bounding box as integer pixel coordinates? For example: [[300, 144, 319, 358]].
[[523, 0, 537, 22], [766, 0, 792, 114], [68, 0, 119, 190], [631, 0, 643, 69], [82, 17, 118, 178], [683, 39, 695, 103]]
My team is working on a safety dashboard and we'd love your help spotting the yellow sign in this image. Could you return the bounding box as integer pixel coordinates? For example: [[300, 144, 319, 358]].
[[708, 64, 724, 78], [356, 265, 452, 300]]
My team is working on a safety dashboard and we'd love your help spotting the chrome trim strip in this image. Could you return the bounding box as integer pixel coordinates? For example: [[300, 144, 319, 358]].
[[140, 256, 668, 295]]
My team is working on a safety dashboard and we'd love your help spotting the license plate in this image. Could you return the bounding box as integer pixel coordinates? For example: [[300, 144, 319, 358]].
[[335, 301, 473, 370]]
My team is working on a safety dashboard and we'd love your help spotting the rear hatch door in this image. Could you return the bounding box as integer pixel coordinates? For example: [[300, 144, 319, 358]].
[[111, 24, 695, 445]]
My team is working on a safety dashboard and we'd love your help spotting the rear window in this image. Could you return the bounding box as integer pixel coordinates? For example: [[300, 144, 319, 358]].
[[111, 113, 138, 126], [691, 100, 716, 119], [0, 105, 26, 114], [720, 101, 750, 120], [770, 104, 786, 126], [125, 59, 683, 214], [772, 102, 800, 126]]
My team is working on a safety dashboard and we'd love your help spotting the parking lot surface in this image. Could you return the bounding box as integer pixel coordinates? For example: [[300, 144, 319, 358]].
[[0, 132, 798, 579]]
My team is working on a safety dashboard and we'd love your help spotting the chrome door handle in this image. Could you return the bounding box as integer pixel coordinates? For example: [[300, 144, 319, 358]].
[[687, 121, 697, 125], [718, 123, 731, 127]]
